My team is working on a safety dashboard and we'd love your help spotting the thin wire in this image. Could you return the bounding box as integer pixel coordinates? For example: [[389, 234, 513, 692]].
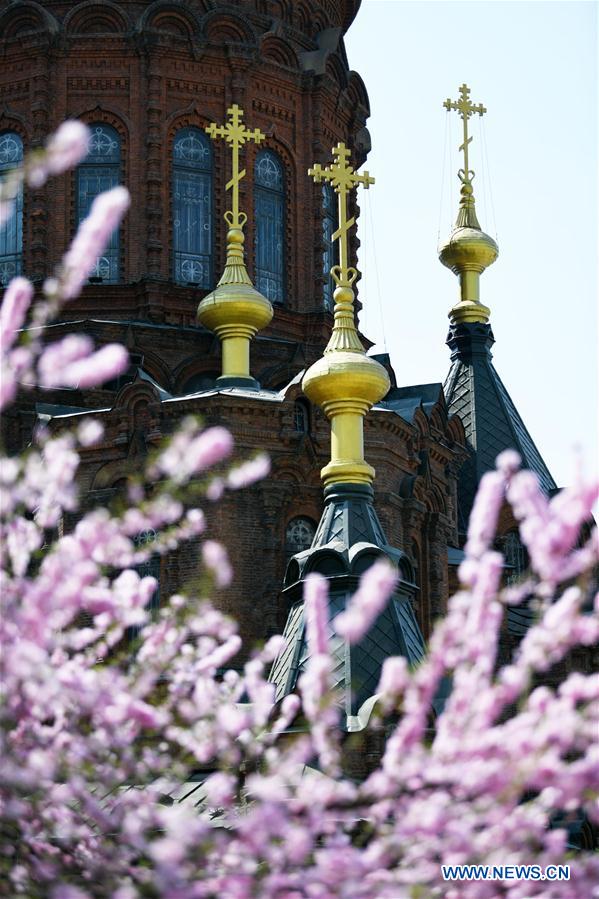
[[448, 107, 454, 224], [358, 195, 368, 336], [437, 111, 450, 242], [477, 116, 489, 230], [481, 117, 498, 241], [365, 188, 388, 353]]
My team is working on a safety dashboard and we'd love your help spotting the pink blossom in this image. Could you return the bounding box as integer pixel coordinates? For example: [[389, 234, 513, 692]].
[[377, 656, 409, 708], [45, 121, 90, 176], [2, 226, 598, 897], [334, 558, 398, 643], [202, 539, 233, 587], [77, 418, 104, 446], [464, 469, 506, 561], [227, 452, 271, 489], [54, 343, 128, 389], [57, 186, 130, 300], [1, 276, 33, 354], [38, 336, 128, 388], [153, 424, 233, 484], [303, 572, 329, 656]]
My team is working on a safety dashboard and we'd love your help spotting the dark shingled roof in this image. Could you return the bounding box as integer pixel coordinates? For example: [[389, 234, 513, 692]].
[[444, 321, 556, 528], [269, 483, 425, 730], [378, 383, 444, 424]]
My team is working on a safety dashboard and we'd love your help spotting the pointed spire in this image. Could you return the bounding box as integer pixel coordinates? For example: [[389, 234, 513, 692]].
[[303, 143, 389, 488], [197, 105, 272, 389], [270, 146, 426, 726], [438, 84, 498, 325]]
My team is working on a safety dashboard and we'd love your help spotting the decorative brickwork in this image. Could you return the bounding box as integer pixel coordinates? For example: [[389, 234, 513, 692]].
[[2, 0, 467, 659]]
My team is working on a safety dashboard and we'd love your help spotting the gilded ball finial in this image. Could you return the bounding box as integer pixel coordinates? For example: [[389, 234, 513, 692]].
[[197, 106, 272, 386], [304, 144, 388, 488], [439, 84, 498, 325]]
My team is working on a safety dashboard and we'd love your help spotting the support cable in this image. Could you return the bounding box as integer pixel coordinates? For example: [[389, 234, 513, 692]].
[[438, 111, 450, 242], [481, 117, 498, 241], [365, 188, 388, 353]]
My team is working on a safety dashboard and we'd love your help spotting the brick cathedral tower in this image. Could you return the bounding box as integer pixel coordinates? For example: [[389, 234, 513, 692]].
[[1, 0, 466, 660]]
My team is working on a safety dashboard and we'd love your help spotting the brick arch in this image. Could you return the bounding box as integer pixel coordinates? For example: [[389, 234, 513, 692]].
[[268, 0, 294, 23], [430, 404, 446, 434], [307, 7, 329, 36], [260, 35, 299, 69], [91, 460, 132, 490], [346, 71, 370, 115], [64, 1, 131, 35], [412, 406, 431, 438], [135, 350, 174, 393], [293, 3, 313, 36], [0, 1, 59, 39], [173, 356, 221, 394], [257, 360, 303, 390], [201, 10, 257, 46], [0, 111, 30, 145], [429, 485, 447, 515], [325, 54, 349, 91], [272, 465, 303, 486], [446, 413, 465, 447], [138, 2, 203, 40]]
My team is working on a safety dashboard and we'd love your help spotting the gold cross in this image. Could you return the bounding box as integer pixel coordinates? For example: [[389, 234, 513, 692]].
[[206, 105, 265, 229], [443, 83, 486, 184], [309, 142, 374, 287]]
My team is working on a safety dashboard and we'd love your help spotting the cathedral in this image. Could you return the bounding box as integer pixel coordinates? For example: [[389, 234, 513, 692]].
[[0, 1, 558, 716]]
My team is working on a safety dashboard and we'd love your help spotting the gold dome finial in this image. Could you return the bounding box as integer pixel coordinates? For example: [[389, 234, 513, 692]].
[[197, 105, 273, 386], [438, 84, 498, 325], [303, 143, 389, 488]]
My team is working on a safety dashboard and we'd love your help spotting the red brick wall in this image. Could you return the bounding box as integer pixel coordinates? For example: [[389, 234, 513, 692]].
[[2, 1, 466, 654]]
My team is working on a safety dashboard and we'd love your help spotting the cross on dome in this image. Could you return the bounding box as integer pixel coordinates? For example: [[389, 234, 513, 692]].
[[206, 104, 265, 229], [443, 83, 487, 184], [309, 142, 374, 287]]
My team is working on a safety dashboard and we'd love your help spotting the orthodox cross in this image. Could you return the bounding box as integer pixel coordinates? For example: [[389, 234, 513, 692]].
[[206, 105, 265, 229], [443, 83, 486, 184], [309, 142, 374, 287]]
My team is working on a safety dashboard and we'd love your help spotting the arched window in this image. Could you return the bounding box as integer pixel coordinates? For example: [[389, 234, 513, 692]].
[[285, 516, 316, 557], [76, 124, 121, 283], [322, 183, 338, 310], [172, 127, 213, 287], [127, 528, 161, 641], [293, 400, 309, 433], [503, 530, 528, 584], [254, 149, 285, 304], [0, 132, 24, 286]]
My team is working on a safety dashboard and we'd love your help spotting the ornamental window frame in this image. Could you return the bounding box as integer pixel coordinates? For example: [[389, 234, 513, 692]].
[[285, 516, 317, 558], [76, 123, 122, 284], [0, 131, 24, 287], [172, 126, 214, 288], [254, 148, 285, 305]]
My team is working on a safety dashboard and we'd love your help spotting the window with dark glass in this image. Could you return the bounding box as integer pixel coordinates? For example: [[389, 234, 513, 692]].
[[293, 400, 309, 433], [77, 124, 121, 283], [0, 132, 24, 286], [172, 127, 213, 287], [503, 530, 528, 584], [127, 528, 161, 641], [322, 183, 338, 310], [254, 149, 284, 303]]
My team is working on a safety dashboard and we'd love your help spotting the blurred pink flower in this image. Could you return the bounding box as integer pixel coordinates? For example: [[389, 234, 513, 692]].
[[334, 558, 397, 644], [0, 276, 33, 354]]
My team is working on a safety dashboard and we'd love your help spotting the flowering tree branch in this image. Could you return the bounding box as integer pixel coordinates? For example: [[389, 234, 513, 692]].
[[1, 122, 598, 899]]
